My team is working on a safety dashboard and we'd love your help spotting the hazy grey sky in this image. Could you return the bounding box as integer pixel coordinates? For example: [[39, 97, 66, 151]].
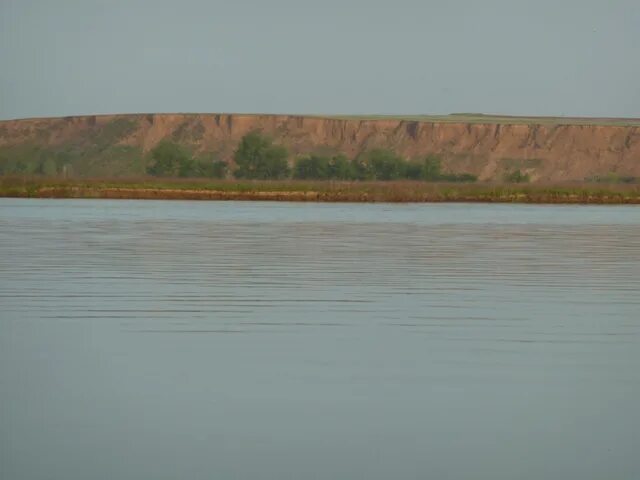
[[1, 0, 638, 120]]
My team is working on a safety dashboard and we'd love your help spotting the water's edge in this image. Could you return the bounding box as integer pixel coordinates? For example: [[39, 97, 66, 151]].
[[2, 199, 639, 480]]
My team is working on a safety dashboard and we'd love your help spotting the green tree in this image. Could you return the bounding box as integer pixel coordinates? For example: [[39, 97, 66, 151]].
[[210, 160, 229, 179], [14, 160, 29, 174], [234, 132, 290, 179], [369, 149, 407, 180], [404, 161, 423, 180], [415, 155, 476, 182], [327, 154, 354, 180], [40, 158, 58, 176], [294, 154, 356, 180], [293, 155, 330, 179], [187, 153, 229, 179], [178, 157, 199, 178], [0, 155, 9, 175], [422, 155, 442, 181], [350, 154, 376, 180], [146, 141, 192, 177], [352, 149, 406, 180]]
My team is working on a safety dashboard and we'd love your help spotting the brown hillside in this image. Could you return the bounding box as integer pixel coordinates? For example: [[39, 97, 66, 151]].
[[1, 113, 639, 181]]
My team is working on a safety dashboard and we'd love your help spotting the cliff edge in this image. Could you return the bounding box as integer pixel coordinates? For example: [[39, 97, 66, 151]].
[[1, 113, 639, 181]]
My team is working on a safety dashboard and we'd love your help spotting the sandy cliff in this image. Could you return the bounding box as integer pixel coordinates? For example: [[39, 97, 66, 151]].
[[1, 113, 639, 181]]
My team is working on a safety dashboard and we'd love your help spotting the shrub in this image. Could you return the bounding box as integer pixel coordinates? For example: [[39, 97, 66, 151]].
[[618, 176, 637, 184], [439, 173, 478, 183], [587, 173, 638, 184], [408, 155, 476, 182], [0, 156, 13, 175], [234, 131, 290, 180], [346, 151, 477, 182], [505, 169, 530, 183]]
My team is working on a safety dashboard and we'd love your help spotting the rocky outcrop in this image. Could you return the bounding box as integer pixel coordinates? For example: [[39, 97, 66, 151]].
[[1, 113, 639, 181]]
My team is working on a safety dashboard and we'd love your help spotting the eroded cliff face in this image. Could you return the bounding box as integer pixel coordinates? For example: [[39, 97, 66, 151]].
[[1, 113, 639, 181]]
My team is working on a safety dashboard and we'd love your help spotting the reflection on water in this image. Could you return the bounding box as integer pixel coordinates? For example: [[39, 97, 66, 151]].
[[1, 199, 639, 480]]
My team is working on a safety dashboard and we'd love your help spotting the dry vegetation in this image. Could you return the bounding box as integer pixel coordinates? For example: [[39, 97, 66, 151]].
[[2, 177, 640, 204]]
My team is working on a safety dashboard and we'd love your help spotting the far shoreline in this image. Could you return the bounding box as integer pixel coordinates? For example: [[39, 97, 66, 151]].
[[2, 178, 640, 204]]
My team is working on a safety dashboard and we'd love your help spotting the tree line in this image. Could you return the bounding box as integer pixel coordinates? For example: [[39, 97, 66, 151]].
[[146, 131, 478, 182]]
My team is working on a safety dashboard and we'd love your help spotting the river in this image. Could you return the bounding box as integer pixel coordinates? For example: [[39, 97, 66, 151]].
[[1, 199, 639, 479]]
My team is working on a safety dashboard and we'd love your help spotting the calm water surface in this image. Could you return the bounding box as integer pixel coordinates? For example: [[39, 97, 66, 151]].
[[1, 199, 639, 480]]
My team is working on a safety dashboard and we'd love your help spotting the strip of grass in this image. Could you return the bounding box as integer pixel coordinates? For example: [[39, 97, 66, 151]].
[[324, 113, 640, 127], [1, 177, 640, 204]]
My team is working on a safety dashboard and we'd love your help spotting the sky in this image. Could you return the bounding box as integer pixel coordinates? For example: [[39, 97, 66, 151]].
[[1, 0, 638, 120]]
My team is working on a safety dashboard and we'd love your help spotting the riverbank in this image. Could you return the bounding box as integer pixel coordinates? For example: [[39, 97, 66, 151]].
[[1, 178, 640, 204], [2, 113, 640, 183]]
